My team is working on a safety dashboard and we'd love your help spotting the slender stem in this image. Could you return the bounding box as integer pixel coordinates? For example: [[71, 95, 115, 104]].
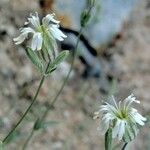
[[22, 127, 34, 150], [122, 143, 128, 150], [2, 61, 50, 144], [2, 76, 45, 144]]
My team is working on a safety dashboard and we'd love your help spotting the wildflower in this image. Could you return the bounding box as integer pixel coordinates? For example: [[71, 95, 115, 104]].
[[94, 94, 147, 141], [13, 12, 69, 74], [13, 12, 67, 51]]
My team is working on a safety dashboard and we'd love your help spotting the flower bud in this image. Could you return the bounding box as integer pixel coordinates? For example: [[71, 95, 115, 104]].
[[80, 9, 91, 27]]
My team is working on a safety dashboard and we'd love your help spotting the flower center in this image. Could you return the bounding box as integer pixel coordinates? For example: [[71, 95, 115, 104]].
[[116, 109, 128, 120]]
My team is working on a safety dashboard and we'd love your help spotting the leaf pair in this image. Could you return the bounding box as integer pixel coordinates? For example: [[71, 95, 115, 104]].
[[46, 50, 69, 74], [25, 47, 69, 75]]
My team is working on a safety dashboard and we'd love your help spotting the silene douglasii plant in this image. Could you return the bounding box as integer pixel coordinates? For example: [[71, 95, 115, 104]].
[[1, 12, 69, 149], [0, 0, 95, 149]]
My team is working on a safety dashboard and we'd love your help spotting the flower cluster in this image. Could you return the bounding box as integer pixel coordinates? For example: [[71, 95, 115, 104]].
[[14, 12, 66, 51], [94, 94, 146, 141], [13, 12, 68, 74]]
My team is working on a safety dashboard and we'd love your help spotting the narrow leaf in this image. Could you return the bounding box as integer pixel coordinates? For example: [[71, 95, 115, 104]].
[[53, 50, 69, 66], [46, 50, 69, 75], [25, 47, 44, 73]]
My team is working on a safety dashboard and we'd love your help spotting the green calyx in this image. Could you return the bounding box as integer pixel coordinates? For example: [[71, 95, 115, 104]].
[[116, 109, 129, 120]]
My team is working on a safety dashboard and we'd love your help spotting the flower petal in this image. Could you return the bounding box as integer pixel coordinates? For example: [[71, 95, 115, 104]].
[[130, 111, 146, 126], [36, 33, 43, 50], [13, 33, 27, 44], [13, 27, 35, 45], [112, 119, 121, 138], [124, 94, 140, 109], [99, 120, 109, 135], [20, 27, 35, 34], [118, 120, 126, 140], [31, 32, 42, 51], [42, 13, 60, 27], [49, 24, 67, 41], [28, 12, 40, 29]]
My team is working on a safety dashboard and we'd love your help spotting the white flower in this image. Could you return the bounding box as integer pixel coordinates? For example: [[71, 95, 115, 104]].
[[14, 12, 67, 51], [94, 94, 147, 141]]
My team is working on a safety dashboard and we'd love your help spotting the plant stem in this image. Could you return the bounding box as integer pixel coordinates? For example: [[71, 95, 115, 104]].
[[22, 127, 34, 150], [2, 62, 50, 144], [2, 76, 45, 144], [122, 143, 128, 150]]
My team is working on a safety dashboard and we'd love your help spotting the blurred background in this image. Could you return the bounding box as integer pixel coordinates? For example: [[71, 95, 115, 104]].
[[0, 0, 150, 149]]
